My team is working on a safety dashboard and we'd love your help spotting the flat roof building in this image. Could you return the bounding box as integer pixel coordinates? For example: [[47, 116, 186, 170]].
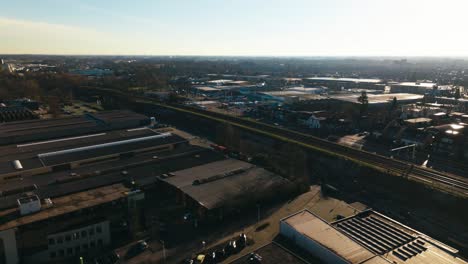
[[391, 82, 437, 94], [304, 77, 383, 91], [287, 87, 325, 94], [0, 184, 140, 264], [331, 93, 423, 105], [207, 79, 234, 85], [0, 127, 186, 184], [280, 210, 467, 264], [306, 77, 383, 84], [0, 125, 226, 263], [0, 110, 219, 264], [404, 118, 433, 130], [193, 86, 222, 92], [0, 110, 149, 145], [160, 159, 294, 218], [256, 90, 325, 103]]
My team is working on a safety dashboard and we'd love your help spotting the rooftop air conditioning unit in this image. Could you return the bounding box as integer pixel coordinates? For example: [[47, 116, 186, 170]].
[[17, 194, 41, 215]]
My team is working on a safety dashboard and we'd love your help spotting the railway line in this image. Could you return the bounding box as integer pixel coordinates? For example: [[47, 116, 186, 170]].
[[82, 87, 468, 195], [159, 102, 468, 194]]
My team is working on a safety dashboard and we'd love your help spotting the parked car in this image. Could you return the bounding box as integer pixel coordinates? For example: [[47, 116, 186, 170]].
[[224, 240, 238, 255], [236, 233, 247, 249], [214, 249, 226, 262], [125, 240, 148, 259], [193, 254, 205, 264]]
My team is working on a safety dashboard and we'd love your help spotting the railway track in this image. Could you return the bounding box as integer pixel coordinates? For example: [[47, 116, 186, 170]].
[[160, 102, 468, 193], [82, 87, 468, 194]]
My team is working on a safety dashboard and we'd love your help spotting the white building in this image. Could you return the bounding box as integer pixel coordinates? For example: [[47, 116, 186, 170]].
[[286, 86, 325, 94], [280, 210, 467, 264]]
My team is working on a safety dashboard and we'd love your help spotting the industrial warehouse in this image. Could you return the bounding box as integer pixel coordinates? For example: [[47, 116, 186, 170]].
[[279, 210, 468, 264], [0, 110, 294, 264], [0, 110, 150, 145], [159, 159, 294, 219], [1, 58, 468, 263]]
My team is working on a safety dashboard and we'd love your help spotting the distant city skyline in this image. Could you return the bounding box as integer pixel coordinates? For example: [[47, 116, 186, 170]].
[[1, 0, 468, 56]]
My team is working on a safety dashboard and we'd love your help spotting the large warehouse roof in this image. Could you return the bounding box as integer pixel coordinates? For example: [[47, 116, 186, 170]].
[[306, 77, 382, 83], [281, 210, 467, 264], [162, 159, 291, 210], [0, 128, 185, 175], [393, 82, 436, 88], [0, 184, 129, 232], [0, 110, 149, 145], [282, 210, 375, 264], [0, 145, 224, 210], [38, 132, 182, 166], [331, 93, 423, 104]]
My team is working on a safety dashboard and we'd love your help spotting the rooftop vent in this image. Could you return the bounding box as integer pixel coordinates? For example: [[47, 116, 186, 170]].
[[12, 160, 23, 170], [44, 198, 53, 208], [17, 193, 41, 215]]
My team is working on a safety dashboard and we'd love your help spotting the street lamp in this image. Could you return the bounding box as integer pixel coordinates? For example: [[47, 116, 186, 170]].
[[160, 240, 166, 264]]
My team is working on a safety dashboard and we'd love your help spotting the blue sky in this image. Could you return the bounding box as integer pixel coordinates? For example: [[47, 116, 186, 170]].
[[1, 0, 468, 56]]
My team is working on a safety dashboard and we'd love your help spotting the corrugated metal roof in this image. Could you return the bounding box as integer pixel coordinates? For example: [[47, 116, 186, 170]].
[[283, 210, 376, 264], [163, 159, 290, 210], [282, 210, 468, 264]]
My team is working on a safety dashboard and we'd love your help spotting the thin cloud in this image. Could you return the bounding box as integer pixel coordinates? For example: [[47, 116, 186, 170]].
[[0, 17, 101, 35], [72, 2, 167, 28], [0, 17, 126, 54]]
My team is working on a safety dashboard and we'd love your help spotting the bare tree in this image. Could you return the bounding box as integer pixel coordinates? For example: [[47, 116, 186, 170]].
[[45, 96, 60, 117]]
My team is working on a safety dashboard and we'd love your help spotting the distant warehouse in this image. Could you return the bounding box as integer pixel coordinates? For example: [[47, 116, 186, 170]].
[[390, 82, 437, 94], [330, 93, 423, 108], [304, 77, 384, 91], [0, 110, 149, 145]]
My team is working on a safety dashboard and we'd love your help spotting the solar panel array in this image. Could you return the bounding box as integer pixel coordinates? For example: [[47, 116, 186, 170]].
[[335, 215, 427, 261], [392, 240, 427, 261]]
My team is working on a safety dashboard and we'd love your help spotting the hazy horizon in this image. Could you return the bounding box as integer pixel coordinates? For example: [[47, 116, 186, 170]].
[[2, 0, 468, 57], [3, 55, 468, 60]]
